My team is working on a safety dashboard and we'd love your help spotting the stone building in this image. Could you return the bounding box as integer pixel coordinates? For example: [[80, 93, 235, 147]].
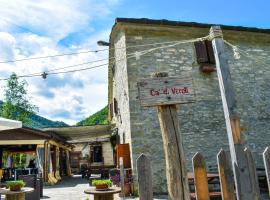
[[44, 125, 114, 173], [108, 18, 270, 193]]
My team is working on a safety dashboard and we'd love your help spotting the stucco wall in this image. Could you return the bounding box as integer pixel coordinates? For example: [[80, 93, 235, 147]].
[[102, 142, 114, 166], [111, 25, 270, 193]]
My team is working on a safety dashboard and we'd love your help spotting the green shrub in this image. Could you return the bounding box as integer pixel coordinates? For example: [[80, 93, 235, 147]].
[[6, 180, 25, 188], [91, 179, 112, 187]]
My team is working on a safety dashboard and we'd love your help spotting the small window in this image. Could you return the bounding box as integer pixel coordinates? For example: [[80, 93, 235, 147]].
[[113, 98, 118, 115], [194, 40, 216, 73], [123, 132, 125, 144], [109, 103, 113, 119], [112, 63, 115, 77]]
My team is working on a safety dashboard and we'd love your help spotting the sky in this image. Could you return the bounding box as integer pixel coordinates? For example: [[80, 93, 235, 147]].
[[0, 0, 269, 125]]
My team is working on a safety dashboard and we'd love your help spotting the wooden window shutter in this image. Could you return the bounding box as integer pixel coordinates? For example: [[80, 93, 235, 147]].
[[205, 40, 216, 64], [194, 41, 208, 63]]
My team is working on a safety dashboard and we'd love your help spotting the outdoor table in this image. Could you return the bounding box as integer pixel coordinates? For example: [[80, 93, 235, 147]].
[[0, 187, 34, 200], [84, 187, 121, 200]]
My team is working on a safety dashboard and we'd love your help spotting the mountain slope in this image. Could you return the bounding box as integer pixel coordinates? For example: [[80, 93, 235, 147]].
[[77, 106, 108, 126], [0, 100, 68, 129], [25, 113, 68, 129]]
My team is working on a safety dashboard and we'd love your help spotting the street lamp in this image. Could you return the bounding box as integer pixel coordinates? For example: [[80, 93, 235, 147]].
[[97, 40, 110, 46]]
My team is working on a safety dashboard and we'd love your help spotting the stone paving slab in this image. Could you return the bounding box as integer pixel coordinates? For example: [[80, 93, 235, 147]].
[[41, 176, 168, 200], [40, 175, 269, 200]]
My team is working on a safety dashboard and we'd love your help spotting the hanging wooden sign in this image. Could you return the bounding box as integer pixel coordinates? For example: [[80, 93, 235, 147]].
[[137, 76, 195, 107]]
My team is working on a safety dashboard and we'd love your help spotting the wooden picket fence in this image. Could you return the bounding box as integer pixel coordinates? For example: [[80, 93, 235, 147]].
[[136, 147, 270, 200]]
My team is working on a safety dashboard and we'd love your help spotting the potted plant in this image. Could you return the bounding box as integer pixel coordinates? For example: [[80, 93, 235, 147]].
[[6, 180, 25, 191], [92, 179, 112, 190]]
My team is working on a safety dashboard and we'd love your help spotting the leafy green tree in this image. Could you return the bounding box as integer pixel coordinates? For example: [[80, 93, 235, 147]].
[[77, 106, 108, 126], [0, 73, 38, 124]]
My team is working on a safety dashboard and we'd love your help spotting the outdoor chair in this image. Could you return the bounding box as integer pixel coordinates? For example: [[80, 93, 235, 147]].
[[18, 174, 41, 200]]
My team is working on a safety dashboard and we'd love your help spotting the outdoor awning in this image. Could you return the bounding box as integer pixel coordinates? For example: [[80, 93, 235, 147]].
[[0, 117, 22, 130], [43, 125, 112, 144]]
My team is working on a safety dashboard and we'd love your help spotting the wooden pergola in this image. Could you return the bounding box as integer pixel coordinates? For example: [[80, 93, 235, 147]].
[[0, 127, 72, 184], [43, 125, 112, 143]]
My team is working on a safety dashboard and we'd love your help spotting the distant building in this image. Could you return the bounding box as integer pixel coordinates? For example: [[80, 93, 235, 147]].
[[108, 18, 270, 193], [44, 125, 115, 173]]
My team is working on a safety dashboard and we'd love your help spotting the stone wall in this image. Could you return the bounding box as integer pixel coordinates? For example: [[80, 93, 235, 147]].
[[111, 25, 270, 193], [111, 30, 136, 169]]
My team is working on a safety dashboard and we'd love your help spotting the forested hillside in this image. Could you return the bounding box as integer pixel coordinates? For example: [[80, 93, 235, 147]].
[[77, 106, 108, 126]]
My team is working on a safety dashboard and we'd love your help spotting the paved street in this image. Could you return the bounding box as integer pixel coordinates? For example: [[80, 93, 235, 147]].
[[42, 175, 167, 200], [42, 175, 133, 200], [42, 175, 90, 200]]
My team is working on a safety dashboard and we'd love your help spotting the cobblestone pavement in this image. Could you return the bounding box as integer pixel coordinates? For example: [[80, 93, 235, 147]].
[[41, 175, 168, 200], [40, 175, 270, 200], [42, 175, 132, 200]]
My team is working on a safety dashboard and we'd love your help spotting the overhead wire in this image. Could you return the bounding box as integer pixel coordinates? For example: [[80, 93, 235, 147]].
[[0, 49, 108, 64], [0, 39, 205, 64], [0, 35, 210, 81]]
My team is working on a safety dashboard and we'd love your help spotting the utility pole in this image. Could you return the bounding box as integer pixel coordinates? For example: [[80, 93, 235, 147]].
[[210, 26, 260, 200]]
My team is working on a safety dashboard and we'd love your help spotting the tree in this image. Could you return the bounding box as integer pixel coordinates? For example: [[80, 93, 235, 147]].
[[0, 73, 38, 124]]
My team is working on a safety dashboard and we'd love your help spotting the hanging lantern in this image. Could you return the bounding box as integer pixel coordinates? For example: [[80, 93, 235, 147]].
[[41, 72, 48, 79]]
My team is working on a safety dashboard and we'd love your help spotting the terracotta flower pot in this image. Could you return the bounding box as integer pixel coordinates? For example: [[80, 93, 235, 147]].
[[95, 184, 108, 190], [9, 185, 22, 191]]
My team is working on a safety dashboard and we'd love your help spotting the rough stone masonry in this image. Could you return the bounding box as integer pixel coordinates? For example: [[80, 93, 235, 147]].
[[108, 18, 270, 193]]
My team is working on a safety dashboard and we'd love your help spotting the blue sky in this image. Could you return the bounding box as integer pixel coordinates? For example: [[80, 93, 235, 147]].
[[0, 0, 268, 125]]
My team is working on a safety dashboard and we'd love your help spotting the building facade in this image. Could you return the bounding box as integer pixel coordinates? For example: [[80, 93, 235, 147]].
[[44, 125, 115, 174], [108, 18, 270, 193]]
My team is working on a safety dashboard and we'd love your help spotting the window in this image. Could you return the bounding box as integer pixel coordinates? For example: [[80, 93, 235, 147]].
[[123, 132, 125, 144], [90, 145, 103, 163], [194, 40, 216, 73], [112, 63, 115, 77], [113, 98, 118, 115], [109, 103, 113, 119]]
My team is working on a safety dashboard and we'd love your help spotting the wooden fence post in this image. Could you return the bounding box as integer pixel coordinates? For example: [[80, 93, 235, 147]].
[[245, 148, 261, 198], [263, 147, 270, 195], [120, 157, 125, 199], [136, 154, 153, 200], [210, 26, 260, 200], [217, 149, 235, 200], [192, 153, 209, 200], [137, 72, 193, 200]]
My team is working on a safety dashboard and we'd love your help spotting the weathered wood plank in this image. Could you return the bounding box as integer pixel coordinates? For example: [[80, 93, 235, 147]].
[[210, 26, 256, 200], [138, 75, 195, 107], [119, 157, 125, 199], [245, 148, 261, 199], [192, 152, 210, 200], [263, 147, 270, 196], [136, 154, 153, 200], [157, 104, 190, 199], [217, 149, 236, 200]]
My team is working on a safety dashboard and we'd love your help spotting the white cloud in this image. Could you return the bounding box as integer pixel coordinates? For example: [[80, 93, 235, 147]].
[[0, 0, 118, 125], [0, 32, 16, 61], [0, 0, 119, 40]]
